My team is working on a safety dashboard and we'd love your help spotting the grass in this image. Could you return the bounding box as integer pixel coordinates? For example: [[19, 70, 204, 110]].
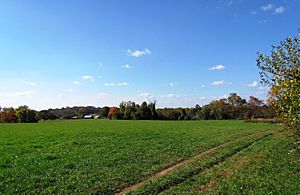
[[0, 119, 298, 194], [161, 131, 300, 194]]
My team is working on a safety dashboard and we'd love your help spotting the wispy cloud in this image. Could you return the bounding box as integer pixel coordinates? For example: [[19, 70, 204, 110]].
[[1, 91, 35, 97], [168, 82, 177, 87], [96, 93, 109, 98], [22, 80, 36, 86], [161, 93, 181, 98], [274, 6, 284, 14], [258, 86, 269, 90], [67, 88, 75, 92], [209, 64, 225, 70], [127, 48, 151, 58], [81, 75, 94, 82], [121, 64, 131, 69], [221, 94, 229, 99], [73, 81, 81, 85], [261, 3, 273, 11], [137, 92, 153, 99], [130, 91, 155, 103], [211, 80, 224, 86], [248, 81, 258, 87], [104, 82, 129, 87], [260, 4, 284, 14]]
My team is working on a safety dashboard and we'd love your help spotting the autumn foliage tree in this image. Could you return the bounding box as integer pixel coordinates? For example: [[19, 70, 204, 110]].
[[0, 107, 17, 123], [257, 36, 300, 131], [107, 107, 120, 119]]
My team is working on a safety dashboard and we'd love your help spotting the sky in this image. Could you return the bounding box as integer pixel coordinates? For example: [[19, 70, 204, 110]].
[[0, 0, 299, 110]]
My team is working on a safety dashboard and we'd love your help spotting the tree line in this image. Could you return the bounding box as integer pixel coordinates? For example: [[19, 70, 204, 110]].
[[0, 93, 275, 123], [104, 93, 275, 120], [0, 106, 38, 123]]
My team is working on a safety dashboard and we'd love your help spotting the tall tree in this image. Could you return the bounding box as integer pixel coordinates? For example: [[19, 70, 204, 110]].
[[16, 105, 38, 123], [99, 106, 110, 118], [148, 101, 158, 120], [139, 101, 152, 120], [257, 36, 300, 130], [227, 93, 246, 119]]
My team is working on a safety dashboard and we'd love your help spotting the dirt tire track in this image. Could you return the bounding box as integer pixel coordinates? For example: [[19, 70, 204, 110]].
[[116, 130, 275, 195]]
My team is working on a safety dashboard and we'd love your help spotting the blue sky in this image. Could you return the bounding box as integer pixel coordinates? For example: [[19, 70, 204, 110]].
[[0, 0, 299, 110]]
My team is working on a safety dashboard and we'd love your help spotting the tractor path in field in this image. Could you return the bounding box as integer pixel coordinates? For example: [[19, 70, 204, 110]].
[[116, 130, 276, 195]]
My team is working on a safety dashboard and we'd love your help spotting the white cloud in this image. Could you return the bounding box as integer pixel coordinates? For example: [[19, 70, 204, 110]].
[[168, 82, 177, 87], [121, 64, 131, 69], [274, 6, 284, 14], [209, 64, 225, 70], [138, 92, 151, 98], [128, 92, 155, 103], [161, 93, 181, 98], [127, 48, 151, 58], [250, 10, 257, 15], [248, 81, 258, 87], [96, 93, 109, 98], [1, 91, 35, 97], [81, 75, 94, 82], [258, 86, 269, 90], [22, 80, 36, 86], [104, 82, 129, 87], [221, 94, 229, 99], [211, 80, 224, 86], [73, 81, 81, 85], [67, 88, 75, 92], [58, 93, 63, 97], [261, 4, 273, 11]]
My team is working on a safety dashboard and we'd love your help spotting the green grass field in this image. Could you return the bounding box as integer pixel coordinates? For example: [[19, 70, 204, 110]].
[[0, 120, 299, 194]]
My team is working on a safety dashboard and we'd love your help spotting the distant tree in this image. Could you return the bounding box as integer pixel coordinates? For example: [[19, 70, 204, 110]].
[[107, 107, 121, 119], [148, 101, 158, 120], [99, 106, 110, 118], [244, 96, 264, 119], [227, 93, 246, 107], [130, 102, 138, 119], [16, 106, 38, 123], [77, 107, 87, 119], [123, 101, 134, 119], [0, 107, 17, 123], [37, 110, 58, 120], [178, 109, 187, 120], [139, 102, 152, 120], [191, 104, 202, 120], [132, 104, 141, 120], [119, 101, 126, 116], [227, 93, 246, 119], [257, 36, 300, 130], [157, 108, 181, 120], [198, 105, 210, 120]]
